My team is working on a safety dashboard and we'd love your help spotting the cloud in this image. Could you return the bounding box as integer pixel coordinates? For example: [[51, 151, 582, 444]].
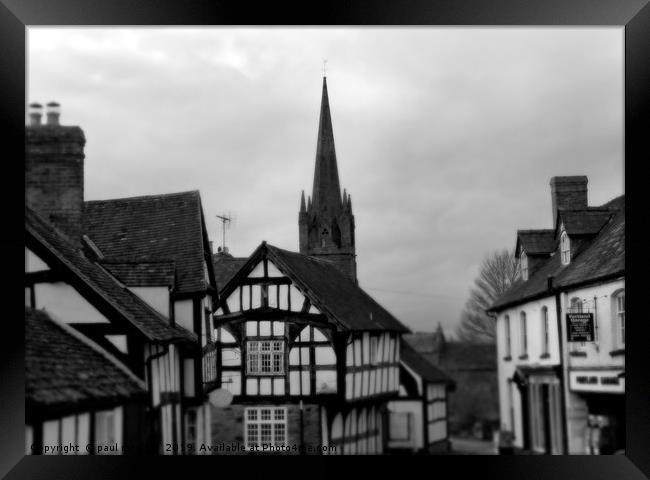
[[28, 27, 623, 335]]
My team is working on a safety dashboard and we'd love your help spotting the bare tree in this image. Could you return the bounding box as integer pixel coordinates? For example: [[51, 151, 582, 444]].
[[456, 249, 519, 343]]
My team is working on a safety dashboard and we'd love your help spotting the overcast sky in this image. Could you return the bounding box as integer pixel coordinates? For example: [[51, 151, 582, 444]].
[[28, 27, 623, 336]]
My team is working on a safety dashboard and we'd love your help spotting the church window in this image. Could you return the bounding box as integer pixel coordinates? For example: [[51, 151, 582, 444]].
[[560, 230, 571, 265], [520, 251, 528, 281]]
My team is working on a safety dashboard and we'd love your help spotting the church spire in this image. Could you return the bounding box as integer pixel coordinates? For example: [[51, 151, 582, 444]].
[[311, 76, 342, 214]]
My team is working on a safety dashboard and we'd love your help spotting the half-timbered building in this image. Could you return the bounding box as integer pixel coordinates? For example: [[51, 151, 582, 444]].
[[386, 340, 454, 454], [25, 308, 147, 455], [25, 103, 218, 454]]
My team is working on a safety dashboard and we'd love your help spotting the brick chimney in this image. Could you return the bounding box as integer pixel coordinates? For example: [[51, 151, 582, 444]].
[[550, 176, 588, 226], [26, 102, 86, 245]]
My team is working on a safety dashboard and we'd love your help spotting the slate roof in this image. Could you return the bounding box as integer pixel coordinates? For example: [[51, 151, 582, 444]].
[[26, 207, 196, 343], [266, 244, 410, 333], [26, 308, 146, 409], [489, 195, 624, 311], [84, 191, 212, 294], [101, 260, 176, 287], [516, 229, 556, 256], [212, 252, 248, 291], [400, 339, 454, 385]]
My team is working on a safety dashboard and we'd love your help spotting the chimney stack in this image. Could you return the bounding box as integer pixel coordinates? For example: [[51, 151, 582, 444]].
[[28, 103, 43, 126], [550, 176, 588, 226], [26, 102, 86, 245], [46, 101, 61, 126]]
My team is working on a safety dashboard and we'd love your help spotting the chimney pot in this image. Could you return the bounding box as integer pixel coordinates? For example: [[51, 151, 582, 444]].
[[28, 103, 43, 126], [46, 101, 61, 126]]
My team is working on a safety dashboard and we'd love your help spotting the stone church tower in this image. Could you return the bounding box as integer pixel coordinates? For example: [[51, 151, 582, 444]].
[[299, 77, 357, 283]]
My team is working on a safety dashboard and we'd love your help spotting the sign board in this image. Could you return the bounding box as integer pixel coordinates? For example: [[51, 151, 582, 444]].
[[569, 370, 625, 394], [566, 312, 595, 342]]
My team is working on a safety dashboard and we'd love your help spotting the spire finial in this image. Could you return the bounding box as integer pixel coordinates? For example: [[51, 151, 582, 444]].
[[322, 59, 328, 78], [300, 190, 306, 213]]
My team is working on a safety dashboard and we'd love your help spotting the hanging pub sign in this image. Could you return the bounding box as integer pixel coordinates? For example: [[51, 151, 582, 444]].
[[566, 312, 595, 342]]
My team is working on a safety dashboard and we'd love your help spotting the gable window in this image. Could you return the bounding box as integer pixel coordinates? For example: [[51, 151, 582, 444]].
[[560, 231, 571, 265], [520, 312, 527, 357], [247, 340, 284, 375], [613, 290, 625, 348], [504, 315, 512, 358], [245, 407, 287, 449], [520, 251, 528, 281], [541, 307, 550, 356]]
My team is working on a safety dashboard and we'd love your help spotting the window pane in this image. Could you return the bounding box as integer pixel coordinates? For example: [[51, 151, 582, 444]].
[[260, 424, 272, 443], [274, 408, 285, 421], [261, 409, 272, 421], [274, 424, 286, 445]]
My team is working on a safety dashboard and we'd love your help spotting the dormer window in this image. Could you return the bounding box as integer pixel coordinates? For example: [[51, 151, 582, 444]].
[[560, 230, 571, 265], [520, 251, 528, 281]]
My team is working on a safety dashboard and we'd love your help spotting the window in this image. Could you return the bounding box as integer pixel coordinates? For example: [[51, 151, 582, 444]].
[[95, 410, 116, 448], [570, 297, 583, 312], [520, 251, 528, 281], [560, 231, 571, 265], [520, 312, 527, 356], [244, 407, 287, 448], [247, 340, 284, 374], [388, 412, 412, 441], [185, 409, 197, 447], [614, 290, 625, 347], [541, 307, 549, 355], [504, 315, 511, 357]]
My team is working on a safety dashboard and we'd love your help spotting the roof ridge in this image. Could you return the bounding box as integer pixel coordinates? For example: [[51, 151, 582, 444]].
[[28, 308, 146, 390], [85, 190, 200, 204]]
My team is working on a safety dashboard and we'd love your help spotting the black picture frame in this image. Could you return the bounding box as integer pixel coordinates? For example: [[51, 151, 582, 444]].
[[1, 0, 648, 478]]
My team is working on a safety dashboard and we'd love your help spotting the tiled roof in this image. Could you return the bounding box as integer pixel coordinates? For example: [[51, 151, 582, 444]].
[[212, 253, 248, 291], [26, 207, 196, 343], [101, 260, 175, 287], [400, 339, 454, 385], [517, 229, 556, 255], [266, 244, 409, 333], [84, 191, 210, 294], [26, 308, 146, 409], [489, 195, 624, 311]]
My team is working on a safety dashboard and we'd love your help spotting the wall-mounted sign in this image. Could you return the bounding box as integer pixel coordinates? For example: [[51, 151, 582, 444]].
[[569, 370, 625, 394], [566, 313, 595, 342]]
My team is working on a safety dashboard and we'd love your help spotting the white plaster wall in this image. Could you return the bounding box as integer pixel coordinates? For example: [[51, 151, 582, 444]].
[[34, 282, 111, 324], [25, 247, 49, 272], [174, 299, 194, 333], [129, 286, 169, 318], [387, 400, 423, 450]]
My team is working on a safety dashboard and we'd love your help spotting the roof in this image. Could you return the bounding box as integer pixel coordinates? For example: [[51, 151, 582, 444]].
[[267, 244, 409, 333], [101, 260, 175, 287], [222, 243, 409, 333], [490, 195, 624, 312], [400, 340, 454, 384], [83, 191, 212, 294], [516, 229, 556, 256], [404, 334, 497, 372], [26, 308, 146, 410], [212, 252, 248, 291], [557, 208, 613, 236], [26, 207, 196, 343]]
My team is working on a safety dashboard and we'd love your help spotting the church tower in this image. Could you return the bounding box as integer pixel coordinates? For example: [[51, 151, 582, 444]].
[[299, 76, 357, 283]]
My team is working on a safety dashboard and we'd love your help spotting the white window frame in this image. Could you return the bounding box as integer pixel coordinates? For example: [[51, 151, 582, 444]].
[[247, 340, 284, 375], [560, 231, 571, 265], [613, 290, 625, 348], [388, 412, 412, 441], [244, 407, 287, 449], [520, 251, 528, 281]]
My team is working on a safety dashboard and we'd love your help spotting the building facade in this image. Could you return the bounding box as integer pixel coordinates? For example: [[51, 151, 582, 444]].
[[25, 103, 218, 454], [489, 176, 625, 455]]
